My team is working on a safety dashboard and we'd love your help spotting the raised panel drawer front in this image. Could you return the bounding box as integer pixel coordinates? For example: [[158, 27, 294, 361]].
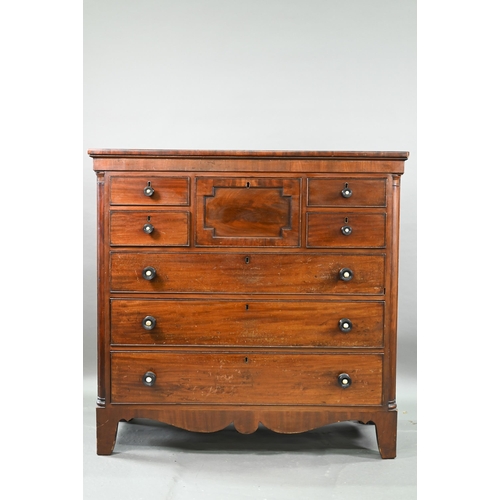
[[110, 299, 384, 347], [306, 213, 386, 248], [307, 178, 387, 207], [110, 176, 189, 205], [196, 177, 300, 246], [111, 352, 383, 405], [110, 211, 189, 246], [110, 252, 385, 294]]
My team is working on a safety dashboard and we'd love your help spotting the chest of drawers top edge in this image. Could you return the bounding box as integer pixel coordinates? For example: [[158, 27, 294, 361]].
[[89, 149, 408, 173]]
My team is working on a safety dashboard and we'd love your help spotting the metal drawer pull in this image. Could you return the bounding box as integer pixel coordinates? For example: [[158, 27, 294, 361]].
[[341, 183, 352, 198], [339, 268, 353, 281], [142, 316, 156, 330], [144, 181, 154, 197], [338, 318, 352, 333], [341, 225, 352, 235], [142, 371, 156, 386], [338, 373, 352, 388], [143, 222, 154, 234], [142, 266, 156, 280]]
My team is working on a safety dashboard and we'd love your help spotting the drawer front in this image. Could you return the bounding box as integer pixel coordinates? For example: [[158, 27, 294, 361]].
[[110, 211, 189, 246], [306, 213, 386, 248], [110, 176, 189, 205], [196, 177, 301, 247], [110, 252, 385, 294], [110, 299, 384, 347], [111, 352, 383, 405], [307, 178, 386, 207]]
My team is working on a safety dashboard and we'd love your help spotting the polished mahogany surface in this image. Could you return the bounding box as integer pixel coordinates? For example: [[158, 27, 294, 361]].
[[91, 149, 407, 458]]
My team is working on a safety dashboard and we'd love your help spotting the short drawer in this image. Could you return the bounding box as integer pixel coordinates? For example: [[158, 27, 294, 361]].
[[110, 352, 383, 405], [110, 176, 189, 205], [307, 178, 386, 207], [306, 213, 386, 248], [110, 299, 384, 347], [110, 252, 385, 295], [110, 211, 189, 246]]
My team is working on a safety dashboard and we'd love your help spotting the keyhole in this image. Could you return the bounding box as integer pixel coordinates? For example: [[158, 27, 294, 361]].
[[246, 182, 250, 188], [345, 217, 349, 223], [245, 256, 250, 264], [244, 357, 249, 363], [147, 216, 151, 222], [245, 304, 249, 310]]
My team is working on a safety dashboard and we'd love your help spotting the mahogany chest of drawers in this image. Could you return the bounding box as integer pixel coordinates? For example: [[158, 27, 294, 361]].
[[90, 149, 408, 458]]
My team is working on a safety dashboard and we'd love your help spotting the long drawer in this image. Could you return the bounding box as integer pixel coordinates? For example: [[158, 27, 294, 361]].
[[110, 252, 385, 294], [110, 352, 383, 405], [110, 299, 384, 347]]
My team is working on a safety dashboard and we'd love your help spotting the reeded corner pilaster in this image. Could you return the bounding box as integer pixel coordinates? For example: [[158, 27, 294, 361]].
[[388, 399, 397, 410]]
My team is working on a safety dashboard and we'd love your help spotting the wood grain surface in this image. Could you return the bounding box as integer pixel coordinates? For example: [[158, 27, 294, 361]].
[[110, 352, 383, 405], [110, 299, 384, 347]]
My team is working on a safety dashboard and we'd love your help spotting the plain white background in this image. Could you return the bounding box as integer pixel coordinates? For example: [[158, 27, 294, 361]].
[[1, 0, 499, 498]]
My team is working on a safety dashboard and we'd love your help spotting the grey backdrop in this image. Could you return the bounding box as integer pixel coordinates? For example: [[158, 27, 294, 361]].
[[83, 0, 416, 396]]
